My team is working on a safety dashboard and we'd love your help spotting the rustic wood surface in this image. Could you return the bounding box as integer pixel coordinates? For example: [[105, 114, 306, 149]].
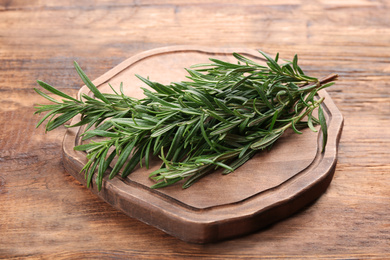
[[0, 0, 389, 258]]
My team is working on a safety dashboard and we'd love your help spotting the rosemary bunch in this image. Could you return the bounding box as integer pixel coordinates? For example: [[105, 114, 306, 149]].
[[34, 51, 337, 190]]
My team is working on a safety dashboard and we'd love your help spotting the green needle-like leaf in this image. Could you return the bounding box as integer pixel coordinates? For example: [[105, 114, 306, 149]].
[[318, 105, 328, 152], [36, 81, 81, 103], [109, 139, 136, 179], [74, 61, 110, 104]]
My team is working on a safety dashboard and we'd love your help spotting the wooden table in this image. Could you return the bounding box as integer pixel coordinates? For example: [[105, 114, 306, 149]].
[[1, 0, 389, 258]]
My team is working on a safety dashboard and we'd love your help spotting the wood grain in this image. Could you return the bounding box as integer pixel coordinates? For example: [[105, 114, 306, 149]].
[[0, 0, 389, 258]]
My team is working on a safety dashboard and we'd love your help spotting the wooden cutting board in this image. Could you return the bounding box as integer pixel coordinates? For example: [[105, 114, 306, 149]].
[[62, 46, 344, 244]]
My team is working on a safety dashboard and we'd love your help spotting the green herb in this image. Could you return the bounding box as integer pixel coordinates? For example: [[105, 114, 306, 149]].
[[34, 51, 337, 190]]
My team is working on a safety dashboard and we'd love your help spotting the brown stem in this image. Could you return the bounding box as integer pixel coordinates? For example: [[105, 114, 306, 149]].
[[319, 73, 339, 85]]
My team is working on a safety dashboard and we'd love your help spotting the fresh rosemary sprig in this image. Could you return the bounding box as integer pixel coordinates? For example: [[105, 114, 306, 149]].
[[34, 51, 337, 190]]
